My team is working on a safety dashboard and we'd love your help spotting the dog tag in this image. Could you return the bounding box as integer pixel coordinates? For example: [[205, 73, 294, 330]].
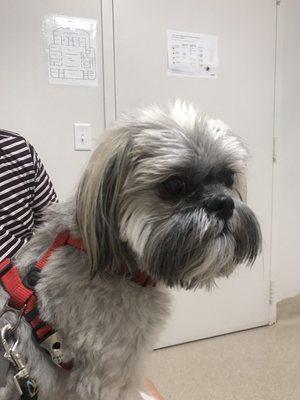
[[0, 348, 10, 387]]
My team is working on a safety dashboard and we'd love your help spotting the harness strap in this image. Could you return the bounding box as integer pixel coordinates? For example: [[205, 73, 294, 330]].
[[0, 231, 82, 371], [123, 269, 156, 287], [36, 231, 84, 270], [0, 230, 156, 372], [0, 260, 33, 309]]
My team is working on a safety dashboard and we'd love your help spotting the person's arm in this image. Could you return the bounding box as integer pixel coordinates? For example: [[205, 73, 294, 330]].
[[144, 380, 165, 400], [29, 143, 58, 226]]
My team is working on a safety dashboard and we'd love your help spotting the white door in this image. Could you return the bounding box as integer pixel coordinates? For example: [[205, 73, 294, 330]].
[[272, 0, 300, 302], [102, 0, 276, 347]]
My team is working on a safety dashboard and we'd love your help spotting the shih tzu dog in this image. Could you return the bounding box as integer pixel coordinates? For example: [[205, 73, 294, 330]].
[[0, 102, 261, 400]]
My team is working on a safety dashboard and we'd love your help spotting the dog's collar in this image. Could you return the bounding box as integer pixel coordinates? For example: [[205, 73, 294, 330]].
[[121, 266, 157, 288], [46, 231, 156, 288], [3, 229, 155, 288]]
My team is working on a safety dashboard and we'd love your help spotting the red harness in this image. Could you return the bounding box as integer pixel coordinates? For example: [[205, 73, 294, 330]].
[[0, 231, 155, 370], [0, 231, 84, 370]]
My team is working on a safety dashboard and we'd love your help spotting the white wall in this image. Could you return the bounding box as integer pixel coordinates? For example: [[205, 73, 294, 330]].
[[0, 0, 105, 201], [0, 0, 299, 303], [273, 0, 300, 301]]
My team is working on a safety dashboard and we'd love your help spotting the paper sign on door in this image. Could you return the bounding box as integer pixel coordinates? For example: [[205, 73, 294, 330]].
[[167, 30, 218, 78], [43, 15, 98, 86]]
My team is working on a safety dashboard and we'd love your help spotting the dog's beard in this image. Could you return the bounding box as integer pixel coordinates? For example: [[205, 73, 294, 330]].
[[121, 200, 261, 289]]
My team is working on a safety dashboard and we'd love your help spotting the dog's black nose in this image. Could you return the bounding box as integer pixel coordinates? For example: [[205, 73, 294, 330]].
[[204, 194, 235, 220]]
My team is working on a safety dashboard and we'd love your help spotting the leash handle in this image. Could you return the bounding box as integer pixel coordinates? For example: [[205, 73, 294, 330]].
[[15, 374, 38, 400]]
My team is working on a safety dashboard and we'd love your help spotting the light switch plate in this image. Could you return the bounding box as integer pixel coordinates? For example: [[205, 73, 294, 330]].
[[74, 123, 92, 151]]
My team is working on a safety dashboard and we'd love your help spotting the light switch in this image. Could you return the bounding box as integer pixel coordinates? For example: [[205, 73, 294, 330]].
[[74, 123, 92, 151]]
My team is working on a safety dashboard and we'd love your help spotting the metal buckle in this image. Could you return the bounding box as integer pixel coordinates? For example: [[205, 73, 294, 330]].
[[40, 331, 64, 366], [0, 301, 25, 334]]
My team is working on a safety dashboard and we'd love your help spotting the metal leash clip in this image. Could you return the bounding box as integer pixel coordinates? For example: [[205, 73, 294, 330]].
[[0, 301, 25, 334], [1, 323, 38, 400]]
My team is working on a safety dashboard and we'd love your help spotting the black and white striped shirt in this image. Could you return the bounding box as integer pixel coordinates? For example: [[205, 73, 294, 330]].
[[0, 130, 57, 261]]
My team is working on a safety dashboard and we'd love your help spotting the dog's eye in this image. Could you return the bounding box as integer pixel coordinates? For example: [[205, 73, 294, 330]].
[[162, 176, 186, 196], [224, 171, 235, 187]]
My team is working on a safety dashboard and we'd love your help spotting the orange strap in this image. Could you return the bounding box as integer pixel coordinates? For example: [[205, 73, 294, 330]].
[[36, 231, 85, 269]]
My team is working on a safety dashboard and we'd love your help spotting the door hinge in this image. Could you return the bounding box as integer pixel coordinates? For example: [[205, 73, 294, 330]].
[[272, 136, 277, 162], [269, 280, 275, 305], [276, 0, 281, 5]]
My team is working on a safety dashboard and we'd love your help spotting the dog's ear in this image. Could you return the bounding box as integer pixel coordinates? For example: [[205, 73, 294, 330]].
[[76, 135, 135, 277]]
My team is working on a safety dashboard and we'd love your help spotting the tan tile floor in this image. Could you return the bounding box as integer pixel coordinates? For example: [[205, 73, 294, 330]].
[[148, 294, 300, 400]]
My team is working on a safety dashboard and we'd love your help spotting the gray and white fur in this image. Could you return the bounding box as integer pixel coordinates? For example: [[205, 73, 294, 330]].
[[0, 101, 261, 400]]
